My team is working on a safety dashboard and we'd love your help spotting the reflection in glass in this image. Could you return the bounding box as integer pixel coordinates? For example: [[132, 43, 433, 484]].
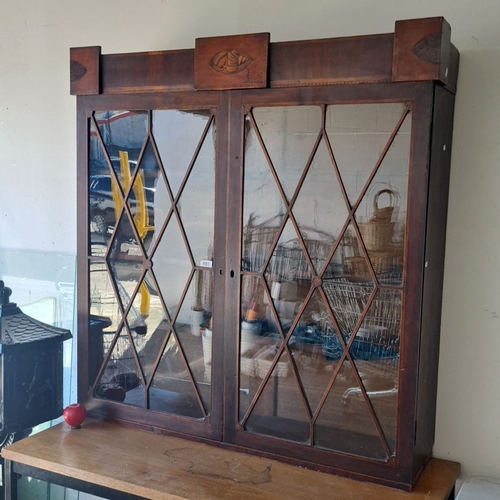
[[240, 103, 408, 460], [94, 326, 145, 408], [89, 119, 117, 254], [89, 111, 148, 254], [348, 288, 401, 455], [89, 107, 216, 422], [315, 359, 387, 460], [252, 106, 322, 203], [242, 116, 284, 274], [292, 137, 346, 264], [354, 112, 411, 286], [326, 103, 407, 205], [150, 336, 205, 419], [245, 349, 310, 444], [153, 109, 211, 198], [288, 289, 338, 414], [152, 216, 192, 319], [126, 270, 169, 383], [178, 120, 216, 265]]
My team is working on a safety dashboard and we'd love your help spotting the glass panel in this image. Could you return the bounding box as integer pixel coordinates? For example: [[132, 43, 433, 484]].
[[126, 140, 158, 256], [315, 359, 388, 459], [94, 111, 148, 175], [323, 277, 374, 342], [174, 269, 213, 411], [292, 137, 346, 267], [126, 271, 170, 383], [253, 106, 322, 202], [89, 118, 116, 254], [264, 219, 312, 332], [107, 217, 144, 312], [178, 120, 216, 265], [150, 335, 205, 418], [89, 107, 215, 423], [244, 348, 311, 444], [240, 102, 407, 456], [0, 250, 76, 406], [349, 288, 401, 455], [326, 103, 407, 205], [151, 215, 192, 319], [89, 111, 148, 255], [94, 326, 145, 408], [89, 260, 123, 387], [289, 289, 340, 414], [153, 109, 211, 198], [355, 112, 411, 286], [148, 167, 171, 254], [242, 115, 284, 274]]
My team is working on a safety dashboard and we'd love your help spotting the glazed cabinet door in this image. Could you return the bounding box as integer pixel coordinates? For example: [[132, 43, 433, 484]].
[[78, 92, 226, 440], [77, 82, 435, 484], [225, 84, 433, 483]]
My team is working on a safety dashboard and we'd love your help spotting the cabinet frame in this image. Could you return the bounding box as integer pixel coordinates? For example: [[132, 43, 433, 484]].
[[73, 18, 458, 490]]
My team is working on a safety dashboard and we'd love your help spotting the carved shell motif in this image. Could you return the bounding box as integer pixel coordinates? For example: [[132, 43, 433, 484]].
[[209, 49, 253, 75]]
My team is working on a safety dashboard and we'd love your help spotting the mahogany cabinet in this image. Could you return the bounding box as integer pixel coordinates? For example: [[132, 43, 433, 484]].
[[72, 17, 459, 491]]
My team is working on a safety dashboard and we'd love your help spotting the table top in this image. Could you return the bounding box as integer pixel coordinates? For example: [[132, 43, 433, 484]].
[[2, 418, 459, 500]]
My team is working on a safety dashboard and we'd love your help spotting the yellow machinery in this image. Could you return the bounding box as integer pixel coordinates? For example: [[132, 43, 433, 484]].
[[111, 151, 154, 318]]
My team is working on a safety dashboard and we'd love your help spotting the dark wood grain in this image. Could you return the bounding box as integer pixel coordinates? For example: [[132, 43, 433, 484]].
[[2, 419, 459, 500], [72, 19, 459, 492], [392, 17, 458, 92], [70, 47, 101, 95], [195, 33, 269, 90], [270, 33, 394, 87], [413, 84, 456, 480]]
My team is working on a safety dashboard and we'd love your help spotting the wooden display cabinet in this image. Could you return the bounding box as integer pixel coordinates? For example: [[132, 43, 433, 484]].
[[72, 17, 459, 491]]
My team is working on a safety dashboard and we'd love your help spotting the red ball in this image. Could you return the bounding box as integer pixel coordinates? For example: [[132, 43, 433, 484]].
[[63, 403, 87, 429]]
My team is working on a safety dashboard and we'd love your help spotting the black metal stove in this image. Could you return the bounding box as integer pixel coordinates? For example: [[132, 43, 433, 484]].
[[0, 280, 72, 443]]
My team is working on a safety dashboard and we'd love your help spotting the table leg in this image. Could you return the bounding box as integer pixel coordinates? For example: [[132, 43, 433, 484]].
[[3, 460, 17, 500], [447, 485, 455, 500]]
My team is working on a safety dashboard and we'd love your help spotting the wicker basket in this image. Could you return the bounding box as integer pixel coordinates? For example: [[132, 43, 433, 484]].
[[345, 256, 369, 277], [358, 189, 398, 251], [253, 345, 290, 379], [371, 189, 397, 221], [257, 358, 289, 378], [240, 355, 256, 377], [346, 251, 402, 276], [358, 221, 396, 251]]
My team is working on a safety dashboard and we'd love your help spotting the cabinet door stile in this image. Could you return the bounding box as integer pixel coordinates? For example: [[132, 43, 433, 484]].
[[223, 90, 246, 442], [79, 92, 224, 440]]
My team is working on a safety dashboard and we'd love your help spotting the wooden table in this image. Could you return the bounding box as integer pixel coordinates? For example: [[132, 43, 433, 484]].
[[1, 419, 459, 500]]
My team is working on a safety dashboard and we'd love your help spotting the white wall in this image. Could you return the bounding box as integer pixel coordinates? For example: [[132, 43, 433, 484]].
[[2, 0, 500, 484]]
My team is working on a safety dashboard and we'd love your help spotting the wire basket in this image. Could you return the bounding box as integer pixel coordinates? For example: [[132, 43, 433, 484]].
[[102, 331, 145, 372], [240, 344, 290, 378], [322, 278, 401, 357]]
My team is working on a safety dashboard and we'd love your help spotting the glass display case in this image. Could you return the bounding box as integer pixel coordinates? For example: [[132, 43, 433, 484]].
[[72, 17, 459, 490]]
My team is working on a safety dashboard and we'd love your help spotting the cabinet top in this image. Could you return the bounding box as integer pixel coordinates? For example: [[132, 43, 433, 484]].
[[70, 16, 459, 96]]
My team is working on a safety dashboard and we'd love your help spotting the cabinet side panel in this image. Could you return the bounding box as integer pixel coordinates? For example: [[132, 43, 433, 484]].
[[76, 99, 91, 404], [413, 84, 456, 478]]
